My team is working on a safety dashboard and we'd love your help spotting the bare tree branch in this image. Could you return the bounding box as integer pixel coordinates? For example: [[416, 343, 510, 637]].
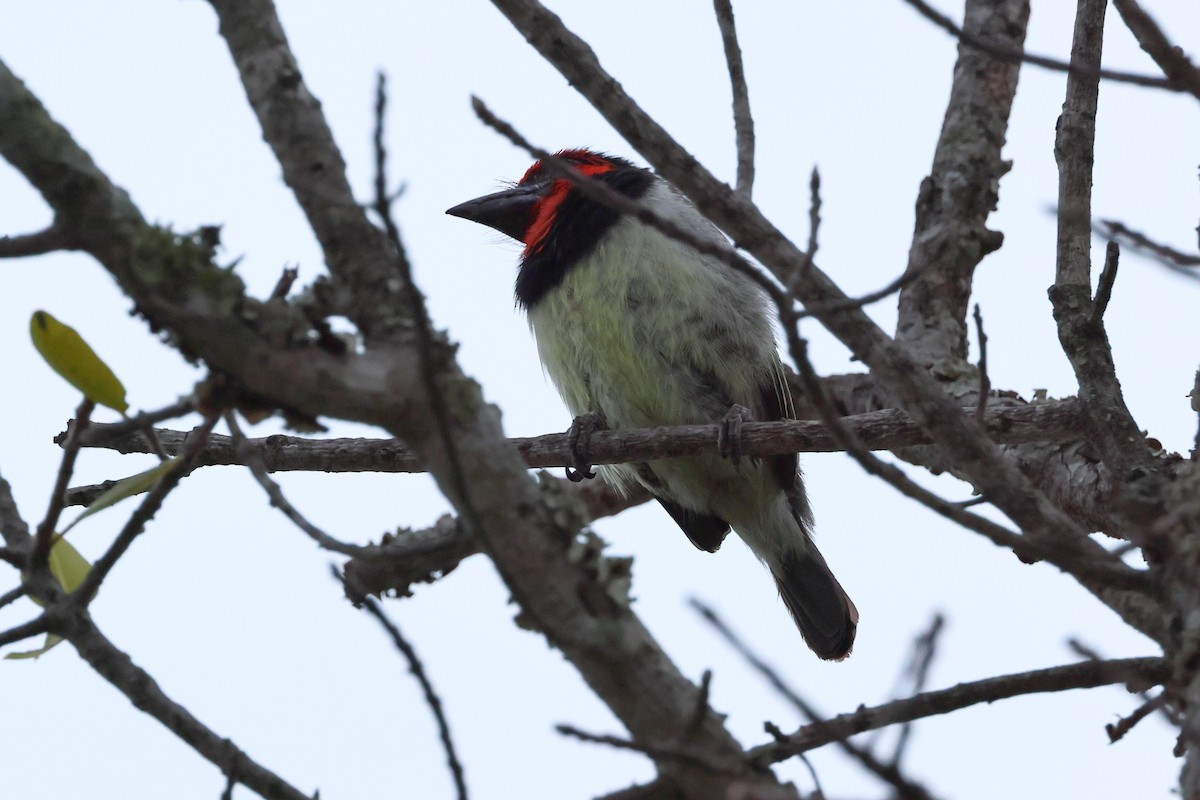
[[784, 329, 1155, 608], [1111, 0, 1200, 100], [31, 399, 94, 571], [692, 599, 939, 800], [900, 0, 1187, 94], [342, 475, 648, 601], [972, 304, 989, 424], [712, 0, 755, 197], [64, 398, 1091, 497], [225, 410, 366, 557], [896, 0, 1024, 367], [889, 613, 946, 767], [72, 417, 217, 605], [556, 724, 759, 783], [338, 567, 468, 800], [750, 656, 1168, 765], [1090, 241, 1120, 326], [1050, 0, 1150, 481], [0, 474, 32, 548], [65, 611, 315, 800], [1100, 218, 1200, 269], [0, 224, 71, 257], [207, 0, 412, 341]]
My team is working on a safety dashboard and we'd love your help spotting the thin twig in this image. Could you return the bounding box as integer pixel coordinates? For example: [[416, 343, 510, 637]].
[[797, 753, 825, 799], [684, 669, 714, 740], [786, 167, 822, 303], [712, 0, 754, 197], [0, 585, 27, 611], [65, 611, 313, 800], [972, 304, 989, 424], [1107, 692, 1169, 743], [72, 417, 216, 605], [1111, 0, 1200, 100], [784, 331, 1147, 592], [0, 614, 53, 649], [32, 399, 95, 568], [890, 613, 945, 767], [336, 566, 468, 800], [691, 599, 939, 799], [795, 267, 923, 320], [1100, 219, 1200, 268], [1090, 241, 1120, 326], [555, 723, 744, 777], [749, 656, 1168, 764], [270, 265, 299, 299], [55, 399, 194, 448], [901, 0, 1181, 93], [1068, 637, 1182, 727], [376, 73, 480, 538], [225, 411, 365, 556]]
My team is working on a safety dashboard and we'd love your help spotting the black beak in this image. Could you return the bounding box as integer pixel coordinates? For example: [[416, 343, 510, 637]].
[[446, 182, 547, 243]]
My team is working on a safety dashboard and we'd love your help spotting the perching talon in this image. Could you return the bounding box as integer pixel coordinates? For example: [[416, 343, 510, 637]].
[[566, 412, 605, 482], [718, 404, 752, 466]]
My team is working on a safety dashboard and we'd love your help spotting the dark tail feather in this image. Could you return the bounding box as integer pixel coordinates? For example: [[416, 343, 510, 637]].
[[773, 547, 858, 661]]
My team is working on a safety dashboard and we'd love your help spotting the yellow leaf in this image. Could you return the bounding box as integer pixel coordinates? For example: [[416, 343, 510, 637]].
[[47, 537, 91, 593], [62, 457, 180, 534], [5, 539, 91, 660], [30, 310, 129, 413]]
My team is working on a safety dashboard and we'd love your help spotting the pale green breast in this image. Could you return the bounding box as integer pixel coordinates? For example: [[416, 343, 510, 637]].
[[527, 217, 781, 430]]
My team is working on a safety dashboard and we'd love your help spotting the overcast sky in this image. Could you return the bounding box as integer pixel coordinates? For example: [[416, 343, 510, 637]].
[[1, 2, 1198, 798]]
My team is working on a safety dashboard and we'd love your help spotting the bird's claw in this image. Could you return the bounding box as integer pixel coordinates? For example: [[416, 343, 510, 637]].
[[566, 412, 605, 482], [718, 404, 752, 466]]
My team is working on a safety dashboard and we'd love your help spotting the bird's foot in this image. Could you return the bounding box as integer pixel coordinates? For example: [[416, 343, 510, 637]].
[[718, 404, 752, 466], [566, 412, 606, 482]]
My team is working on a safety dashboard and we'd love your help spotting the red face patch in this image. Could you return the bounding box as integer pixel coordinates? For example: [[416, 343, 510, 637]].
[[521, 150, 614, 255]]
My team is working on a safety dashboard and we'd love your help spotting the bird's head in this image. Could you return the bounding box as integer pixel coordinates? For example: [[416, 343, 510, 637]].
[[447, 149, 654, 308]]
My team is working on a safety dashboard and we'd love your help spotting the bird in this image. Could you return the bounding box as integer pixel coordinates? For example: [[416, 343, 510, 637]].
[[447, 149, 857, 660]]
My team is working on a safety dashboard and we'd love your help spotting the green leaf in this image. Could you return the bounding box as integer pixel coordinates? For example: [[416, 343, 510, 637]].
[[5, 634, 65, 660], [30, 310, 129, 413], [62, 457, 180, 534], [47, 537, 91, 592], [5, 539, 92, 660]]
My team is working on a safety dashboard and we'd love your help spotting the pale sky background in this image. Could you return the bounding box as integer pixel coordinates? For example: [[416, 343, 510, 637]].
[[1, 2, 1198, 798]]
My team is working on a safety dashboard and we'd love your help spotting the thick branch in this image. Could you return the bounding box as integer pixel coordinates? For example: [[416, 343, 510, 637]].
[[206, 0, 410, 341], [1050, 1, 1148, 481], [895, 0, 1025, 366]]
